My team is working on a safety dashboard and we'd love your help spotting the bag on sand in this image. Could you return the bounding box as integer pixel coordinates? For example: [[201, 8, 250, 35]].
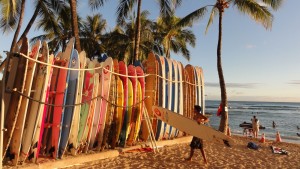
[[247, 142, 259, 150]]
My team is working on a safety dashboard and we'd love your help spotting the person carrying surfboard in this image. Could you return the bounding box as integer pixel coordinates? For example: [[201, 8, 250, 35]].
[[184, 105, 209, 164]]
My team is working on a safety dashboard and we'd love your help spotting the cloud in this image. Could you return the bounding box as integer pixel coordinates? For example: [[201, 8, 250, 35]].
[[245, 44, 256, 49], [288, 80, 300, 85], [205, 82, 258, 88]]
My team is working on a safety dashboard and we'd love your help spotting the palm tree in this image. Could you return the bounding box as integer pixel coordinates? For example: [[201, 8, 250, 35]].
[[80, 13, 107, 58], [0, 0, 26, 53], [101, 10, 154, 63], [69, 0, 81, 52], [179, 0, 283, 133], [18, 0, 67, 41], [0, 0, 19, 33], [154, 15, 196, 60], [116, 0, 182, 63], [32, 5, 81, 53]]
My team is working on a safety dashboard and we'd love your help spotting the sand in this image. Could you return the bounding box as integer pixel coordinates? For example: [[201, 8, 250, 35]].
[[3, 135, 300, 169]]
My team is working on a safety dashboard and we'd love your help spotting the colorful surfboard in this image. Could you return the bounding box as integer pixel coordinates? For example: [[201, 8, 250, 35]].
[[89, 60, 103, 149], [95, 57, 113, 151], [100, 60, 116, 150], [83, 72, 99, 153], [109, 59, 124, 149], [69, 51, 87, 155], [118, 61, 128, 147], [77, 59, 95, 150], [30, 51, 54, 163], [51, 38, 74, 158], [58, 49, 79, 158]]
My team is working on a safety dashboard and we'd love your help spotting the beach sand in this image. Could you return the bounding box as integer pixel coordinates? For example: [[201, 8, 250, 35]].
[[3, 135, 300, 169]]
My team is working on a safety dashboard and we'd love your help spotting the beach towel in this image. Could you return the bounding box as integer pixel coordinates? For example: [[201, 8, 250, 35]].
[[247, 142, 259, 150], [271, 146, 289, 155]]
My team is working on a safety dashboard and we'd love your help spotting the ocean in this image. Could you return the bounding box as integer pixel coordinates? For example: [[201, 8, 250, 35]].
[[205, 100, 300, 144]]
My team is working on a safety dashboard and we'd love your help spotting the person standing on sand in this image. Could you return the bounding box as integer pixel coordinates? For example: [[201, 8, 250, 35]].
[[184, 105, 209, 164], [251, 116, 259, 138]]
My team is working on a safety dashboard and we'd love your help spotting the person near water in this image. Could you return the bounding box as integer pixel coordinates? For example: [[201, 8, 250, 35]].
[[251, 116, 259, 138], [184, 105, 209, 164], [273, 121, 276, 128]]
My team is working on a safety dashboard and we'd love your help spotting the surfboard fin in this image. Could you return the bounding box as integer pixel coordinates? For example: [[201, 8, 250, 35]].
[[68, 143, 74, 151], [223, 140, 231, 147], [28, 152, 34, 161], [32, 142, 38, 149], [49, 146, 55, 154]]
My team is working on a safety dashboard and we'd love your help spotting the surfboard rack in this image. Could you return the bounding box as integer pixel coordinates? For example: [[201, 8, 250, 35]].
[[142, 105, 158, 153]]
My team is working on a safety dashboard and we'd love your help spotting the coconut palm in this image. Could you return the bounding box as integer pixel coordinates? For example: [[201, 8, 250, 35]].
[[18, 0, 67, 41], [32, 6, 82, 53], [69, 0, 81, 52], [154, 15, 195, 60], [0, 0, 26, 53], [179, 0, 283, 133], [0, 0, 19, 33], [101, 10, 154, 63], [116, 0, 182, 63], [80, 13, 107, 58]]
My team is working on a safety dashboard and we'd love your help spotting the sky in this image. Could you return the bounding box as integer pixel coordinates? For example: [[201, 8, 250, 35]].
[[0, 0, 299, 103]]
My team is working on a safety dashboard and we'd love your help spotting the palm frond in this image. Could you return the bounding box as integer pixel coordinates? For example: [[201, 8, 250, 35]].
[[261, 0, 283, 10], [0, 0, 21, 33], [116, 0, 135, 26], [234, 0, 273, 29], [89, 0, 106, 10], [205, 6, 218, 34], [177, 6, 208, 27]]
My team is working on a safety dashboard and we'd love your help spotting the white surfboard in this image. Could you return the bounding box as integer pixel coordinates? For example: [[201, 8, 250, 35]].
[[152, 106, 234, 146]]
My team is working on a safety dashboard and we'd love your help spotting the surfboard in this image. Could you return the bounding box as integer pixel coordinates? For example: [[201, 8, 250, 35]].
[[168, 59, 178, 139], [95, 57, 113, 151], [120, 79, 133, 147], [185, 65, 195, 119], [163, 57, 172, 139], [69, 51, 87, 155], [10, 40, 40, 165], [41, 52, 62, 156], [155, 56, 166, 140], [109, 59, 124, 149], [100, 60, 116, 151], [30, 51, 54, 163], [152, 106, 234, 145], [51, 38, 74, 158], [141, 52, 157, 141], [88, 60, 103, 150], [126, 65, 137, 146], [175, 61, 184, 137], [58, 49, 79, 158], [3, 39, 24, 119], [77, 59, 95, 150], [118, 61, 129, 147], [82, 73, 99, 153], [3, 37, 29, 158]]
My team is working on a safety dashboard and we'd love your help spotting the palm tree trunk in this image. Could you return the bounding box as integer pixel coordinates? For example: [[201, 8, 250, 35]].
[[19, 3, 40, 41], [10, 0, 26, 53], [133, 0, 142, 62], [70, 0, 81, 52], [217, 10, 228, 133]]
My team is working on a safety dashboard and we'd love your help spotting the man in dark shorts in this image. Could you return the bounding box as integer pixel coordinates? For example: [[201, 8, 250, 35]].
[[184, 105, 209, 164]]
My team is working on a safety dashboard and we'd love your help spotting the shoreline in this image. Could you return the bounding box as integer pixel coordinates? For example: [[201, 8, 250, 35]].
[[3, 135, 300, 169]]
